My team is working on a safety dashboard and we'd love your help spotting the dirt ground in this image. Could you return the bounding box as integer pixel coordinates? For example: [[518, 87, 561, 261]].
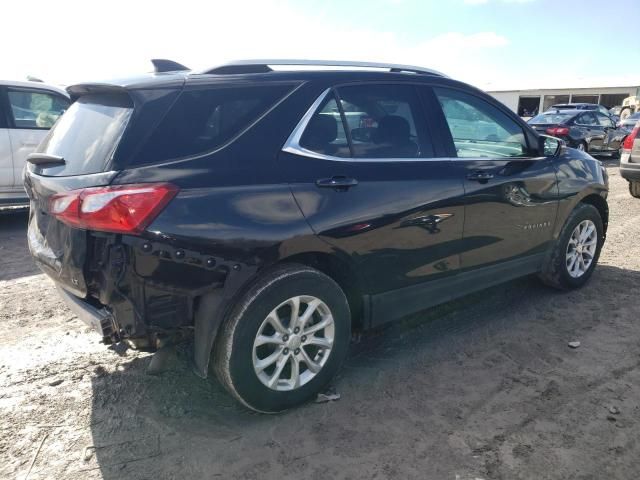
[[1, 158, 640, 480]]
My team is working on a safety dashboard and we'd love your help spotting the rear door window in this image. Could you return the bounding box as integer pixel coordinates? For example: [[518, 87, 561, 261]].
[[134, 85, 293, 164], [434, 87, 528, 158], [298, 84, 432, 159], [7, 89, 69, 129], [35, 93, 133, 176], [335, 84, 430, 159]]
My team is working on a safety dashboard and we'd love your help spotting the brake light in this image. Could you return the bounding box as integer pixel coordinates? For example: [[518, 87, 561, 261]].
[[545, 126, 569, 136], [49, 183, 178, 234], [622, 124, 639, 151]]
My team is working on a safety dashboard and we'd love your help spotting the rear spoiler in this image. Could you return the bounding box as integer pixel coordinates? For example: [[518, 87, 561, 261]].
[[66, 83, 129, 100], [66, 60, 189, 100]]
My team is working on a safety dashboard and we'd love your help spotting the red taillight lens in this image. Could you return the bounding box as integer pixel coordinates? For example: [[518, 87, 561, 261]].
[[545, 126, 569, 136], [49, 183, 178, 234], [622, 124, 640, 151]]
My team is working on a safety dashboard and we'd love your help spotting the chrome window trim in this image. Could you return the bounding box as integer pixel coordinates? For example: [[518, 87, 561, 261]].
[[281, 89, 540, 164]]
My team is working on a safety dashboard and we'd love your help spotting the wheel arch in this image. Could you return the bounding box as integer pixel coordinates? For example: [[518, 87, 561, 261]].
[[276, 251, 367, 331], [192, 249, 366, 379], [580, 193, 609, 236]]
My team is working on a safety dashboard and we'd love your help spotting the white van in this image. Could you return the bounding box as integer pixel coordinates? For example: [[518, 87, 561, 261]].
[[0, 80, 70, 211]]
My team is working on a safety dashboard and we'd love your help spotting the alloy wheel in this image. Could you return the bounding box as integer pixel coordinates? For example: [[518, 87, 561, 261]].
[[565, 219, 597, 278], [252, 295, 335, 391]]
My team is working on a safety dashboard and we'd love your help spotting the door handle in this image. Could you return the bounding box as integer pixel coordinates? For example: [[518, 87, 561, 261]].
[[466, 171, 494, 182], [316, 176, 358, 189]]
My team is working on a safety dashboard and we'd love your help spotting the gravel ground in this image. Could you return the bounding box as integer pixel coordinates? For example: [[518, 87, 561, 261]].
[[1, 158, 640, 480]]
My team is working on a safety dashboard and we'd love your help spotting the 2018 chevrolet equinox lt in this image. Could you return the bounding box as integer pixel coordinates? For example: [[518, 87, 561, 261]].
[[25, 59, 609, 413]]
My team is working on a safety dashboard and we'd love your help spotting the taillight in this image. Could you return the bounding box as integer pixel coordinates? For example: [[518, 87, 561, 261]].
[[49, 183, 178, 234], [622, 124, 640, 151], [545, 126, 569, 136]]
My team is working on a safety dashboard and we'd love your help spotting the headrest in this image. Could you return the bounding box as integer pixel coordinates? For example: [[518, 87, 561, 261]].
[[301, 114, 338, 150], [373, 115, 411, 144]]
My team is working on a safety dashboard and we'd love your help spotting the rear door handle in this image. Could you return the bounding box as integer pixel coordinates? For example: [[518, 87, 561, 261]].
[[316, 176, 358, 189], [466, 171, 494, 182]]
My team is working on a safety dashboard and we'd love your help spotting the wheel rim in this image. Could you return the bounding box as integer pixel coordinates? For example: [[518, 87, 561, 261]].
[[577, 143, 585, 151], [252, 295, 335, 391], [565, 220, 597, 278]]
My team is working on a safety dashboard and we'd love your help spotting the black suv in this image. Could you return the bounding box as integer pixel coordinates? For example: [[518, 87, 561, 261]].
[[25, 60, 609, 412]]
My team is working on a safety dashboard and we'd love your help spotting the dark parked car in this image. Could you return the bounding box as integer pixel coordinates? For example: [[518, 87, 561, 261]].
[[528, 109, 627, 154], [25, 60, 609, 412], [620, 121, 640, 198]]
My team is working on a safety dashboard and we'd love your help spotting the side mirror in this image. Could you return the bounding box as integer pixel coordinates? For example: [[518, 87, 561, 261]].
[[538, 134, 563, 157]]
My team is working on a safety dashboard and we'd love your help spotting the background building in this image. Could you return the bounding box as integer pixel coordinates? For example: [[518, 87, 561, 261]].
[[487, 82, 640, 117]]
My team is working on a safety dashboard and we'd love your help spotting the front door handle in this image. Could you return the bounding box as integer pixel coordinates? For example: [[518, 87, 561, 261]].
[[466, 171, 494, 182], [316, 176, 358, 189]]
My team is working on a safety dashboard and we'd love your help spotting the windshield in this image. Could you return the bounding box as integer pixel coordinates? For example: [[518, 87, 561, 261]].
[[36, 93, 133, 176], [529, 112, 574, 124]]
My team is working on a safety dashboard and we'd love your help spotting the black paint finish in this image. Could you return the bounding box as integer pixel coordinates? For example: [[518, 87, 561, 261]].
[[24, 68, 608, 376]]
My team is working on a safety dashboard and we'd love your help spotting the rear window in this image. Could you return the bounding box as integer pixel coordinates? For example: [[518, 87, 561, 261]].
[[529, 112, 574, 124], [37, 93, 133, 175], [133, 85, 293, 164]]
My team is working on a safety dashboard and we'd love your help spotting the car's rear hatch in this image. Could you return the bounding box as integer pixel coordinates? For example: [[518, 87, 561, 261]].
[[24, 92, 136, 296]]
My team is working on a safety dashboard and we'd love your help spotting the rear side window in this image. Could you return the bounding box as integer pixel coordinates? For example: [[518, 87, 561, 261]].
[[435, 87, 528, 158], [299, 84, 432, 159], [7, 89, 69, 129], [37, 93, 132, 176], [135, 85, 293, 164]]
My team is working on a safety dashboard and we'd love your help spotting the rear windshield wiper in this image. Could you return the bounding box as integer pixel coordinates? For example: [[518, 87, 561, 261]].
[[27, 153, 66, 166]]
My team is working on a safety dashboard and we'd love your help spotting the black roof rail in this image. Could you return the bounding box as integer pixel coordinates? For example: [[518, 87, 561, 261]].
[[151, 59, 190, 73]]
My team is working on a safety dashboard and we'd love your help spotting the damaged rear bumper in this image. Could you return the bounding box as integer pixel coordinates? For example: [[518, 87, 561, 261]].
[[56, 285, 118, 342]]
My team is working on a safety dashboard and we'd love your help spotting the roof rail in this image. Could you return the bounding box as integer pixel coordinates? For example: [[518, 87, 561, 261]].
[[203, 59, 447, 77]]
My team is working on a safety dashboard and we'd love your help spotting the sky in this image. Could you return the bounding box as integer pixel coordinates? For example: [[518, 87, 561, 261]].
[[2, 0, 640, 91]]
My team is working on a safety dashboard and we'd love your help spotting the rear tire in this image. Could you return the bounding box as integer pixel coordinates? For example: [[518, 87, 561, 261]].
[[576, 141, 588, 152], [213, 264, 351, 413], [539, 203, 604, 290], [630, 181, 640, 199]]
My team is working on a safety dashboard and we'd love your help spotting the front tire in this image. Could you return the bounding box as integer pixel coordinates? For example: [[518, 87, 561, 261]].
[[539, 203, 604, 290], [213, 264, 351, 413], [630, 181, 640, 199]]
